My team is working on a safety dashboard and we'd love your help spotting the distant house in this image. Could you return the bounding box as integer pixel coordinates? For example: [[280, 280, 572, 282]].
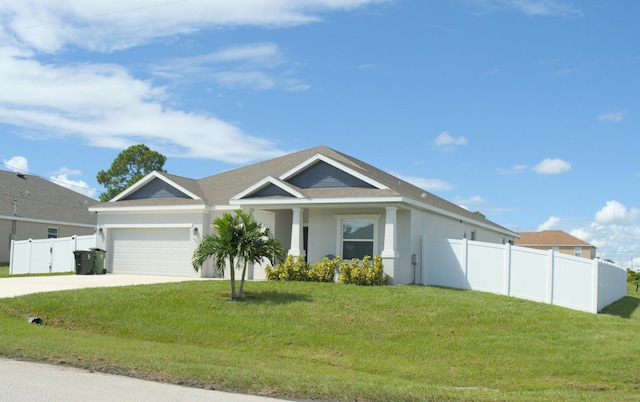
[[90, 145, 519, 283], [515, 230, 596, 259], [0, 170, 98, 263]]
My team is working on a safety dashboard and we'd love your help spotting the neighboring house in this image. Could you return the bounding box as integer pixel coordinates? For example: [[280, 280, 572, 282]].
[[0, 170, 98, 263], [516, 230, 596, 259], [90, 146, 519, 283]]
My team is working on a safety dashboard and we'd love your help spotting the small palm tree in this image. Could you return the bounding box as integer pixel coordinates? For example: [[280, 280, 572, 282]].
[[192, 210, 285, 301]]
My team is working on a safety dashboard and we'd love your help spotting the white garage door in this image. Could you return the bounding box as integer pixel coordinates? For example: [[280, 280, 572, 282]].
[[108, 228, 197, 277]]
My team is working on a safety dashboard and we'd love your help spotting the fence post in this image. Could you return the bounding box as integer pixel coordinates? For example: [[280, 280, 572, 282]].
[[26, 239, 33, 275], [9, 238, 15, 275], [461, 238, 469, 289], [591, 259, 599, 313], [48, 239, 54, 273], [503, 242, 511, 296], [547, 249, 554, 305], [421, 235, 428, 285]]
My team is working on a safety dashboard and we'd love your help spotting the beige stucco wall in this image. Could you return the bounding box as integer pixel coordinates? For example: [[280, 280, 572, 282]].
[[521, 245, 596, 259]]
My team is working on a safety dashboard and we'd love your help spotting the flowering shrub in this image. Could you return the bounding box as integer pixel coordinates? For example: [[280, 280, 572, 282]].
[[266, 255, 388, 286], [338, 256, 388, 286], [308, 256, 340, 283], [265, 255, 309, 281]]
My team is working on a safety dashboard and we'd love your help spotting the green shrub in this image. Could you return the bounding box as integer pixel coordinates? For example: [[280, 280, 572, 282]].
[[308, 256, 340, 283], [265, 255, 309, 281], [627, 269, 640, 283], [338, 256, 388, 286]]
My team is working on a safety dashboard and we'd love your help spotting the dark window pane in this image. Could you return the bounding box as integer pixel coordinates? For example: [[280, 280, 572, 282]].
[[343, 241, 373, 260]]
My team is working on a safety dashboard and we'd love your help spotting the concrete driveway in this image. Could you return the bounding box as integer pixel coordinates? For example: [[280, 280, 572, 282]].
[[0, 273, 207, 298]]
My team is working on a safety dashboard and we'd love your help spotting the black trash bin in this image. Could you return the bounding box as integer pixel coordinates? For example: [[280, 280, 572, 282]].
[[73, 250, 95, 275]]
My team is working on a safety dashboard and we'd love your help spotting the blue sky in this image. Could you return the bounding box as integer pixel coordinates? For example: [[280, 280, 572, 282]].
[[1, 1, 638, 266]]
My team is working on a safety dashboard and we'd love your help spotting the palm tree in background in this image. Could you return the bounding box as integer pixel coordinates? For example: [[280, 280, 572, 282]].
[[192, 210, 285, 301]]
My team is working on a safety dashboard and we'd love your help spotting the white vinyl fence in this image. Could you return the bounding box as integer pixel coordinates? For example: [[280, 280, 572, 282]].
[[10, 235, 96, 275], [421, 237, 627, 313]]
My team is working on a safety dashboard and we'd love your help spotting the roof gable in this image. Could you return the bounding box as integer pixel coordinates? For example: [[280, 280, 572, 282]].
[[286, 160, 375, 189], [111, 171, 201, 202], [121, 177, 192, 200], [280, 153, 388, 190]]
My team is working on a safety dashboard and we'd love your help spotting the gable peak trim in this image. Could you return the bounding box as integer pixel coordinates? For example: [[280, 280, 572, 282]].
[[232, 176, 306, 200]]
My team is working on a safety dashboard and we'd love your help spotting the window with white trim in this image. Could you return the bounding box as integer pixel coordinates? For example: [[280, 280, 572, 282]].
[[574, 247, 582, 257], [336, 215, 379, 260], [48, 227, 59, 239]]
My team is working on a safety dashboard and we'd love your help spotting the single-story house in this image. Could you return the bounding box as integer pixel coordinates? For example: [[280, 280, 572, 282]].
[[516, 230, 597, 259], [90, 146, 519, 284], [1, 170, 98, 263]]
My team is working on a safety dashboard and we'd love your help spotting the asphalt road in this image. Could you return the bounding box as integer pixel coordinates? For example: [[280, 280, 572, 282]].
[[0, 358, 284, 402], [0, 275, 287, 401]]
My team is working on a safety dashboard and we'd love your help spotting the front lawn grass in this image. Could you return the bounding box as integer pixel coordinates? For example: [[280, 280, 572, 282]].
[[1, 280, 639, 401], [0, 264, 73, 278]]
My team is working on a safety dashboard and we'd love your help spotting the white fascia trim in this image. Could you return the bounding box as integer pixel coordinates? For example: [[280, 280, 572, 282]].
[[279, 154, 389, 190], [0, 215, 96, 228], [110, 171, 201, 202], [230, 196, 403, 206], [232, 176, 305, 200], [402, 197, 520, 238], [103, 223, 192, 229], [89, 204, 209, 213]]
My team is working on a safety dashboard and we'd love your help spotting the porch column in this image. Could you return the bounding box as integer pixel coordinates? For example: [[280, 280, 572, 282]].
[[288, 208, 305, 257], [381, 207, 398, 283], [381, 207, 398, 259]]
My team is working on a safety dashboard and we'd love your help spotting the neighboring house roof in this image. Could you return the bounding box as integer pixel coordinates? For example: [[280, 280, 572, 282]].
[[91, 145, 517, 236], [0, 170, 98, 226], [516, 230, 595, 248]]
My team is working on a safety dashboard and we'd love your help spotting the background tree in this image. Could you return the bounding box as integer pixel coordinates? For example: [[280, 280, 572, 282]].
[[192, 210, 285, 301], [97, 144, 167, 202], [473, 211, 486, 219]]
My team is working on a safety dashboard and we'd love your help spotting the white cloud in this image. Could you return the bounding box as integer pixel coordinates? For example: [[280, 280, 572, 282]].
[[0, 1, 387, 164], [533, 158, 571, 175], [50, 174, 97, 199], [545, 201, 640, 266], [154, 43, 310, 92], [467, 0, 583, 17], [598, 111, 625, 123], [51, 166, 82, 176], [433, 131, 468, 151], [2, 155, 29, 173], [595, 200, 640, 225], [537, 216, 560, 231], [0, 54, 288, 164], [497, 164, 528, 175], [4, 1, 390, 53], [394, 173, 454, 191], [454, 195, 486, 205]]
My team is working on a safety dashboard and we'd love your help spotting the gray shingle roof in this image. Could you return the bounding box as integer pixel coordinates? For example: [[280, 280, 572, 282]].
[[92, 145, 514, 234], [0, 170, 98, 225]]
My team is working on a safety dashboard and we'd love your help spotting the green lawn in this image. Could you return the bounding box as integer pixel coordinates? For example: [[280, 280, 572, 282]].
[[0, 264, 73, 278], [1, 280, 639, 401]]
